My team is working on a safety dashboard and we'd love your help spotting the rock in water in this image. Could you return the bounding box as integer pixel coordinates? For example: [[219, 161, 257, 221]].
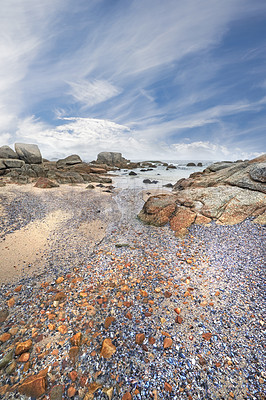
[[0, 145, 17, 159], [15, 143, 42, 164]]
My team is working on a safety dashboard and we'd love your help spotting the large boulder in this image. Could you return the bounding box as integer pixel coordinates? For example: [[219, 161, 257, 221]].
[[0, 145, 17, 159], [139, 154, 266, 235], [15, 143, 42, 164], [56, 155, 82, 168], [96, 152, 128, 166]]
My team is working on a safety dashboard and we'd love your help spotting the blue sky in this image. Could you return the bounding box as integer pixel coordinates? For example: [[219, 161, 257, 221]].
[[1, 0, 266, 161]]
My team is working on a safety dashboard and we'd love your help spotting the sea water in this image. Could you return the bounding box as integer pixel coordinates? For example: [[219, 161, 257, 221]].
[[110, 160, 214, 191]]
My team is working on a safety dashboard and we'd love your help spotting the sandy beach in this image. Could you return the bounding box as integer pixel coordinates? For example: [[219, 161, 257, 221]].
[[0, 183, 265, 399]]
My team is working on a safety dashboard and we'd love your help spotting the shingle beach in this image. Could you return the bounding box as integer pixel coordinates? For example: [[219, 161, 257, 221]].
[[0, 183, 265, 399]]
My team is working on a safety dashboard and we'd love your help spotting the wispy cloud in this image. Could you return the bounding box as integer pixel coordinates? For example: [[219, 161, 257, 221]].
[[68, 79, 121, 108], [1, 0, 266, 160]]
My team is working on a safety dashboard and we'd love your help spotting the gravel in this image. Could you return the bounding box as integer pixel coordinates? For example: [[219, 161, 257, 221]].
[[0, 186, 265, 399]]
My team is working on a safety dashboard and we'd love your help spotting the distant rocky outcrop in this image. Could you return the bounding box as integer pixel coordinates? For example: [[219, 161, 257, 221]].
[[0, 145, 113, 186], [96, 152, 128, 166], [138, 155, 266, 236]]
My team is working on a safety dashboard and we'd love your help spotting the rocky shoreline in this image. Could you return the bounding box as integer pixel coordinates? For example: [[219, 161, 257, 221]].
[[0, 147, 265, 399]]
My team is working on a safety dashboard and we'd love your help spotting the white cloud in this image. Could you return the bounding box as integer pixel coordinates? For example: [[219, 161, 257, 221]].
[[68, 79, 121, 107]]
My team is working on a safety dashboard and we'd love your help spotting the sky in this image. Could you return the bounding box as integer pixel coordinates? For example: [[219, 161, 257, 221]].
[[0, 0, 266, 161]]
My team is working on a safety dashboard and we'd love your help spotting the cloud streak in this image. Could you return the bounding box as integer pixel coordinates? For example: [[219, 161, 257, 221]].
[[0, 0, 266, 160]]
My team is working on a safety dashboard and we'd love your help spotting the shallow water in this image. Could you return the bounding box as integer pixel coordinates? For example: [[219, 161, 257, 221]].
[[110, 160, 212, 190]]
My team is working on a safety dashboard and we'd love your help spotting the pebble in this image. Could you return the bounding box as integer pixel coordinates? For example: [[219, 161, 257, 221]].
[[0, 185, 265, 399]]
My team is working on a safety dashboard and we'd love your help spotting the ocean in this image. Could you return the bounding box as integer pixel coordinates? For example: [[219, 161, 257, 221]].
[[110, 160, 214, 190]]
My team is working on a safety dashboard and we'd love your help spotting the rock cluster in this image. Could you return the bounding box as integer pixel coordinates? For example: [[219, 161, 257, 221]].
[[138, 155, 266, 235], [0, 145, 113, 186]]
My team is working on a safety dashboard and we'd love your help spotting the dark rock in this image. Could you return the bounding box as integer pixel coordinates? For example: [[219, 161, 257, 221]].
[[129, 171, 137, 176], [143, 179, 152, 184], [163, 183, 173, 188], [166, 165, 177, 169], [15, 143, 42, 164], [86, 184, 95, 189], [56, 155, 82, 168], [186, 162, 196, 167], [197, 162, 203, 167], [0, 146, 17, 159]]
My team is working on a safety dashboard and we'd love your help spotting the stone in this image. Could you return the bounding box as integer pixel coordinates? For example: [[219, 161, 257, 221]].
[[18, 352, 30, 362], [86, 184, 95, 189], [122, 392, 132, 400], [187, 162, 196, 166], [129, 171, 137, 176], [0, 145, 17, 159], [135, 333, 145, 345], [104, 316, 116, 329], [56, 155, 82, 168], [70, 332, 82, 347], [15, 143, 42, 164], [197, 162, 203, 167], [100, 338, 116, 358], [15, 339, 32, 355], [175, 316, 183, 324], [103, 387, 114, 400], [17, 369, 47, 398], [195, 214, 212, 225], [54, 292, 67, 301], [202, 332, 212, 341], [0, 332, 11, 343], [163, 337, 173, 349], [34, 177, 59, 188], [164, 382, 172, 392]]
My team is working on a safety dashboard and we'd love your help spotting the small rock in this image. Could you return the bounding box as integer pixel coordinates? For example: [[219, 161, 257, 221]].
[[164, 382, 172, 392], [70, 332, 82, 347], [175, 316, 183, 324], [163, 337, 173, 349], [164, 290, 172, 298], [0, 309, 9, 324], [100, 338, 116, 358], [0, 332, 11, 343], [202, 332, 212, 341], [122, 392, 132, 400], [67, 386, 76, 398], [135, 333, 145, 345], [104, 316, 116, 329], [0, 350, 14, 369], [18, 352, 30, 362], [34, 177, 59, 188], [15, 339, 32, 356]]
